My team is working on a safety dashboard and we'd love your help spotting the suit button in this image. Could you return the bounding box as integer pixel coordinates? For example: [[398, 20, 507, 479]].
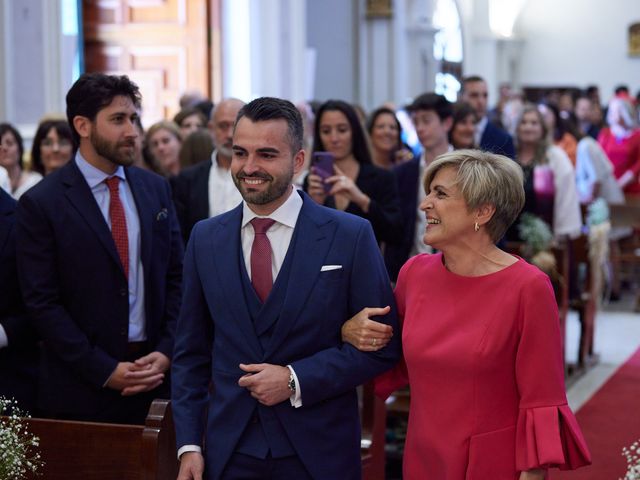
[[120, 328, 126, 336], [120, 288, 127, 297]]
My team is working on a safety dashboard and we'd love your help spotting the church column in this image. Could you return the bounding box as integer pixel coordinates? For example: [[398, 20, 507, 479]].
[[222, 0, 306, 102]]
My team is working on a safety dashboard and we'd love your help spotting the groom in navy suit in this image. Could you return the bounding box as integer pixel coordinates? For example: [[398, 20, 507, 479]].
[[172, 97, 400, 480], [16, 73, 183, 424]]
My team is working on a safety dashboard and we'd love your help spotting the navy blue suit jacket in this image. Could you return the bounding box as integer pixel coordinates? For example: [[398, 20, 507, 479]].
[[172, 191, 400, 479], [383, 157, 420, 281], [170, 159, 212, 245], [480, 121, 515, 159], [16, 161, 183, 416], [0, 189, 39, 411]]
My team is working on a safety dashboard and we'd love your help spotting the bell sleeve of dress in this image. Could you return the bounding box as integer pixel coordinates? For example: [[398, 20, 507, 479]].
[[373, 255, 418, 400], [514, 271, 592, 471]]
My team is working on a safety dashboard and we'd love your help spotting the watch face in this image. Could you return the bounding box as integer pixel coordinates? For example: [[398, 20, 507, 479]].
[[288, 374, 296, 392]]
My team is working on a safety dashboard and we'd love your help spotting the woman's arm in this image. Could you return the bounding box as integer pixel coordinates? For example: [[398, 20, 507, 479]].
[[341, 306, 393, 351]]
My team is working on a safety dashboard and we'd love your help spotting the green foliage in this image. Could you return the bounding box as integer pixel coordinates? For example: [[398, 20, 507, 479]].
[[517, 213, 554, 258], [587, 198, 610, 226]]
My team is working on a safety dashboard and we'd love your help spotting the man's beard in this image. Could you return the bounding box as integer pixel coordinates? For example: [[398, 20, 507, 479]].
[[233, 168, 293, 206], [217, 141, 233, 159], [90, 130, 135, 167]]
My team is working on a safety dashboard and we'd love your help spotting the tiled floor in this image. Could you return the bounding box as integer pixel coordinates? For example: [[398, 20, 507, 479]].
[[564, 296, 640, 411]]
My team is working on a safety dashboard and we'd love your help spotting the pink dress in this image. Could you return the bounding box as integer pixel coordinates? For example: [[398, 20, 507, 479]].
[[598, 127, 640, 194], [376, 254, 591, 479]]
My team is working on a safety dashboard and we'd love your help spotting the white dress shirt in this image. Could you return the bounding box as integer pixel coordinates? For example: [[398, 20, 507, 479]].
[[208, 150, 243, 217]]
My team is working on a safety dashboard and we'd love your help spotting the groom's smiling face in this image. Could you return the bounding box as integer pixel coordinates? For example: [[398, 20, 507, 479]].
[[231, 117, 304, 215]]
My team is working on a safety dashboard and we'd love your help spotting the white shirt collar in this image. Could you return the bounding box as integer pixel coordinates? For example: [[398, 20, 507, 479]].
[[241, 185, 303, 229], [75, 151, 126, 188]]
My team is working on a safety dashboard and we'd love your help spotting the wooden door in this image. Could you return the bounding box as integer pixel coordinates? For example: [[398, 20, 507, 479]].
[[83, 0, 215, 127]]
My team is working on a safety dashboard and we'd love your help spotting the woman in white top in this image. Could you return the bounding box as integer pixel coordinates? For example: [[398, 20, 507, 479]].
[[507, 103, 582, 241], [0, 123, 42, 200]]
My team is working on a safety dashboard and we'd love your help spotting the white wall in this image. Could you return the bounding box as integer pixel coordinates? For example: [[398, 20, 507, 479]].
[[514, 0, 640, 102], [306, 0, 357, 102]]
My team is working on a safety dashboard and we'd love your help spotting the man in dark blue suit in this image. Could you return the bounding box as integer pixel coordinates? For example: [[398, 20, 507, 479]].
[[16, 73, 183, 424], [461, 75, 515, 159], [0, 188, 38, 412], [172, 97, 400, 480]]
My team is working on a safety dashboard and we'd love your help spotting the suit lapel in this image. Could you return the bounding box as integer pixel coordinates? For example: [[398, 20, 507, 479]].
[[62, 162, 124, 275], [212, 205, 263, 357], [126, 167, 152, 275], [265, 197, 336, 357]]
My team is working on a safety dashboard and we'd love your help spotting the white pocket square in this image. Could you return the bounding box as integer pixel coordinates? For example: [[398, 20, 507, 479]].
[[320, 265, 342, 272]]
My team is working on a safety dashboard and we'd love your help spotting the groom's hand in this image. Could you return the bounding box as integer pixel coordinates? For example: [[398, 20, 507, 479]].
[[238, 363, 291, 406]]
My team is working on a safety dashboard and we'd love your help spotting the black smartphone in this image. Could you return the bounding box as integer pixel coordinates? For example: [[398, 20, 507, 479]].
[[311, 152, 334, 194]]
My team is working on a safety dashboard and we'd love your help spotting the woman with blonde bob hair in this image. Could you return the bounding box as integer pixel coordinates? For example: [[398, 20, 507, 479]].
[[342, 150, 591, 479]]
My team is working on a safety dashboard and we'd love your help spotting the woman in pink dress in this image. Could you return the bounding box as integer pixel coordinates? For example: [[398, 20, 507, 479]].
[[343, 149, 591, 479]]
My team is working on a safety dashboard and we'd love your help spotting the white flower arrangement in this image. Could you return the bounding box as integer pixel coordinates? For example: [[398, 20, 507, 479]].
[[0, 397, 42, 480], [622, 439, 640, 480]]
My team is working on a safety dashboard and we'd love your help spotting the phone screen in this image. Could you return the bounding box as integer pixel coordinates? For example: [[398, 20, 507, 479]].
[[312, 152, 334, 193]]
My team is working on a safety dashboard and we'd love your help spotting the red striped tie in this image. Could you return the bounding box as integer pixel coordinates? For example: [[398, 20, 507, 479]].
[[250, 218, 276, 302], [105, 177, 129, 278]]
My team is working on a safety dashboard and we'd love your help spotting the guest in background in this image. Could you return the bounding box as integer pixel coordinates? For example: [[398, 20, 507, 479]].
[[178, 129, 214, 169], [460, 75, 515, 158], [509, 103, 582, 241], [575, 132, 626, 207], [170, 97, 245, 244], [539, 102, 578, 166], [0, 123, 42, 199], [598, 97, 640, 196], [384, 93, 453, 281], [574, 95, 602, 139], [304, 99, 402, 246], [448, 102, 477, 150], [147, 120, 182, 177], [173, 107, 207, 140], [30, 118, 75, 176], [343, 150, 591, 479], [131, 116, 156, 172], [366, 106, 413, 170]]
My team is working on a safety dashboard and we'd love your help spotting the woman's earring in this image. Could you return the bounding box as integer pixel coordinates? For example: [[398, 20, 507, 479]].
[[474, 222, 480, 232]]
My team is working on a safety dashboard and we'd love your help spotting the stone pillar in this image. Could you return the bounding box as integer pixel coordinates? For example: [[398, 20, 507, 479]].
[[222, 0, 306, 102]]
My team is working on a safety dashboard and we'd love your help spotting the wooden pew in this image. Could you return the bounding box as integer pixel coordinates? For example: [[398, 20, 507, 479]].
[[23, 399, 178, 480], [19, 393, 385, 480], [360, 381, 386, 480], [609, 202, 640, 311], [570, 234, 599, 371]]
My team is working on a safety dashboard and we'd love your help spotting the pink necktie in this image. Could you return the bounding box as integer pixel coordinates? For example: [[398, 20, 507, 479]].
[[105, 177, 129, 278], [250, 218, 276, 302]]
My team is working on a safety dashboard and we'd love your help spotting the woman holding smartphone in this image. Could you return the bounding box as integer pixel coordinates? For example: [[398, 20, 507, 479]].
[[304, 100, 402, 245]]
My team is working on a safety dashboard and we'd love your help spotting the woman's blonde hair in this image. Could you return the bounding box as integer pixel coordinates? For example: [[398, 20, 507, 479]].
[[146, 120, 182, 143], [423, 149, 525, 242]]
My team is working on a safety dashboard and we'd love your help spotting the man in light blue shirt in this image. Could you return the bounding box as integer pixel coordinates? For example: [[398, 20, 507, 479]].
[[16, 73, 183, 424]]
